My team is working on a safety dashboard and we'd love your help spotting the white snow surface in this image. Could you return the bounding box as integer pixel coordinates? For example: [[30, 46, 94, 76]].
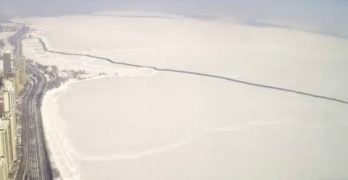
[[19, 13, 348, 180]]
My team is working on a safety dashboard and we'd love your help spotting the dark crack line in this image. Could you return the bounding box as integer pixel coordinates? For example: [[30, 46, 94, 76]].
[[36, 37, 348, 105]]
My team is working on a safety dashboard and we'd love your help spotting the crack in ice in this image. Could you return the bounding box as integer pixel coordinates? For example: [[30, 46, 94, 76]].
[[75, 120, 281, 161]]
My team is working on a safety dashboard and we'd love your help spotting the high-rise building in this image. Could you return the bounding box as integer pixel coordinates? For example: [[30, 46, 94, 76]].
[[18, 56, 27, 85], [3, 53, 12, 79], [0, 55, 22, 179], [0, 120, 11, 180], [0, 158, 9, 180], [1, 80, 17, 161], [14, 56, 26, 94]]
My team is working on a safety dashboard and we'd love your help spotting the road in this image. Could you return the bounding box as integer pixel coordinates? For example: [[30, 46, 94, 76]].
[[11, 26, 54, 180], [16, 65, 53, 180], [8, 25, 28, 56]]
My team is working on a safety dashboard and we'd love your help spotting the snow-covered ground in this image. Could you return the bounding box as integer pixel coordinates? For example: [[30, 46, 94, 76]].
[[20, 12, 348, 180]]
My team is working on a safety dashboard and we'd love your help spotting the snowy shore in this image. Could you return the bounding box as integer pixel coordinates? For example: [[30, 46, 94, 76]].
[[20, 12, 348, 180]]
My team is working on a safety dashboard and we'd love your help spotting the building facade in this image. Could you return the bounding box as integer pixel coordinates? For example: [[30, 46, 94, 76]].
[[2, 80, 17, 162], [0, 158, 9, 180], [3, 53, 12, 79], [0, 79, 18, 180], [0, 120, 11, 180], [14, 56, 26, 94]]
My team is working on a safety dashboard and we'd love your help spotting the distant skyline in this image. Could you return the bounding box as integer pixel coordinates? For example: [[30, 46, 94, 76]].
[[1, 0, 348, 38]]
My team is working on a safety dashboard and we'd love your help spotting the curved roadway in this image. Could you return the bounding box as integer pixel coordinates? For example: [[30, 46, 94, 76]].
[[12, 26, 53, 180]]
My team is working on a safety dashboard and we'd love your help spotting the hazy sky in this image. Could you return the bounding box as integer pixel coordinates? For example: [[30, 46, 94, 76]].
[[1, 0, 347, 37]]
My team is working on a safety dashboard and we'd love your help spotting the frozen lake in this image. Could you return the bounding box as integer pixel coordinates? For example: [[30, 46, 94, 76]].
[[19, 12, 348, 180], [44, 73, 348, 180]]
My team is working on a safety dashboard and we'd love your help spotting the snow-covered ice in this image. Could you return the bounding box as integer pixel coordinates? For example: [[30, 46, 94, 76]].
[[21, 15, 348, 99], [20, 12, 348, 180]]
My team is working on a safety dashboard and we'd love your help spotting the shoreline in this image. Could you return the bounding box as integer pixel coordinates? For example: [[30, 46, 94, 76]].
[[42, 69, 119, 180], [42, 81, 80, 180]]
